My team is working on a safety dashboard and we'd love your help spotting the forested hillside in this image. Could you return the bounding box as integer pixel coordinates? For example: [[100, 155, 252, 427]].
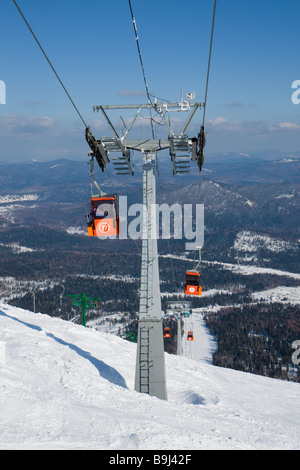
[[0, 157, 299, 383]]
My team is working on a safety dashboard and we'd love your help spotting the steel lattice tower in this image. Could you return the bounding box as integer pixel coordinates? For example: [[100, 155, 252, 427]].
[[87, 98, 204, 400], [134, 150, 167, 399]]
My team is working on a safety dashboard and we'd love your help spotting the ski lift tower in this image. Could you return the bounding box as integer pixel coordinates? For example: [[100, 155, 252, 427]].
[[87, 94, 205, 400]]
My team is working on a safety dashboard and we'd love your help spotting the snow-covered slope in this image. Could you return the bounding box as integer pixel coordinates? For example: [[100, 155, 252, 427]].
[[0, 303, 299, 450]]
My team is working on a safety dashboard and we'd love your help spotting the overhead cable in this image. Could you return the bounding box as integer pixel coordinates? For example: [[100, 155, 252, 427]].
[[128, 0, 155, 139], [12, 0, 88, 128], [202, 0, 217, 127], [196, 0, 217, 174]]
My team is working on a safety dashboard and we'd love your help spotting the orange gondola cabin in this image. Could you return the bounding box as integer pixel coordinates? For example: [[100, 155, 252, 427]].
[[184, 271, 202, 296], [164, 327, 171, 338], [87, 195, 119, 237], [187, 331, 194, 341]]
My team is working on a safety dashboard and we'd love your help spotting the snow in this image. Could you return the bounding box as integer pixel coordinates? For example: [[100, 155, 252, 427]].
[[161, 288, 231, 299], [0, 303, 299, 450], [180, 310, 217, 365], [280, 157, 298, 163], [0, 278, 59, 302], [205, 260, 300, 280], [0, 194, 39, 225], [252, 286, 300, 304], [0, 242, 41, 254], [275, 194, 295, 199], [74, 273, 138, 283], [233, 231, 297, 253], [66, 226, 87, 236], [0, 204, 38, 224], [0, 194, 38, 204], [245, 199, 255, 207]]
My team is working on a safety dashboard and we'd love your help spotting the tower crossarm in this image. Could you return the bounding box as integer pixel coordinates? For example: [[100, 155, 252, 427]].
[[93, 101, 204, 112]]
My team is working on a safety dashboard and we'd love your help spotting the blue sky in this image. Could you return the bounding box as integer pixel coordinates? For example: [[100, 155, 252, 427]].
[[0, 0, 300, 162]]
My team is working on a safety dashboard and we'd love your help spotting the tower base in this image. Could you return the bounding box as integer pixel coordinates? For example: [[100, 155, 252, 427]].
[[135, 318, 167, 401]]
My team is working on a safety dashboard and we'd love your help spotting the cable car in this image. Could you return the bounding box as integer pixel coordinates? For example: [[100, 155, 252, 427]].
[[187, 331, 194, 341], [87, 195, 119, 237], [184, 271, 202, 296], [182, 311, 191, 317], [164, 327, 171, 338]]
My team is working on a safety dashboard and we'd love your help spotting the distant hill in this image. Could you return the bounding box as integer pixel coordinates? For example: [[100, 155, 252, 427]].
[[0, 157, 299, 260]]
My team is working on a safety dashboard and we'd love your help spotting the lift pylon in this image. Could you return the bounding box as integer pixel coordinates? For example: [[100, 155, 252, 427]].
[[134, 150, 167, 400], [88, 98, 205, 401]]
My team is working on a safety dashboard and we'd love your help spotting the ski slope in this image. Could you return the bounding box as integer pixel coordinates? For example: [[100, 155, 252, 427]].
[[181, 311, 217, 364], [0, 303, 299, 450]]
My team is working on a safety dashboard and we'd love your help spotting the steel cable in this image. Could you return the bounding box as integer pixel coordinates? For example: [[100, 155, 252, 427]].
[[12, 0, 88, 129]]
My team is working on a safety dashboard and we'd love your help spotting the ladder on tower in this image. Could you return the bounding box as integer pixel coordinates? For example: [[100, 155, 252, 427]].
[[139, 238, 152, 316], [139, 154, 154, 317], [169, 135, 191, 175], [100, 136, 134, 175], [139, 325, 153, 394]]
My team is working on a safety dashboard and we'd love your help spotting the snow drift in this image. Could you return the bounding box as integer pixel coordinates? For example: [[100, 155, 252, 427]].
[[0, 303, 299, 450]]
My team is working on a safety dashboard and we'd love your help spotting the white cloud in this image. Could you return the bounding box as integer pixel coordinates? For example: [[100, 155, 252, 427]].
[[207, 116, 300, 135], [210, 116, 228, 126], [89, 119, 108, 132], [0, 114, 56, 134], [278, 122, 300, 130]]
